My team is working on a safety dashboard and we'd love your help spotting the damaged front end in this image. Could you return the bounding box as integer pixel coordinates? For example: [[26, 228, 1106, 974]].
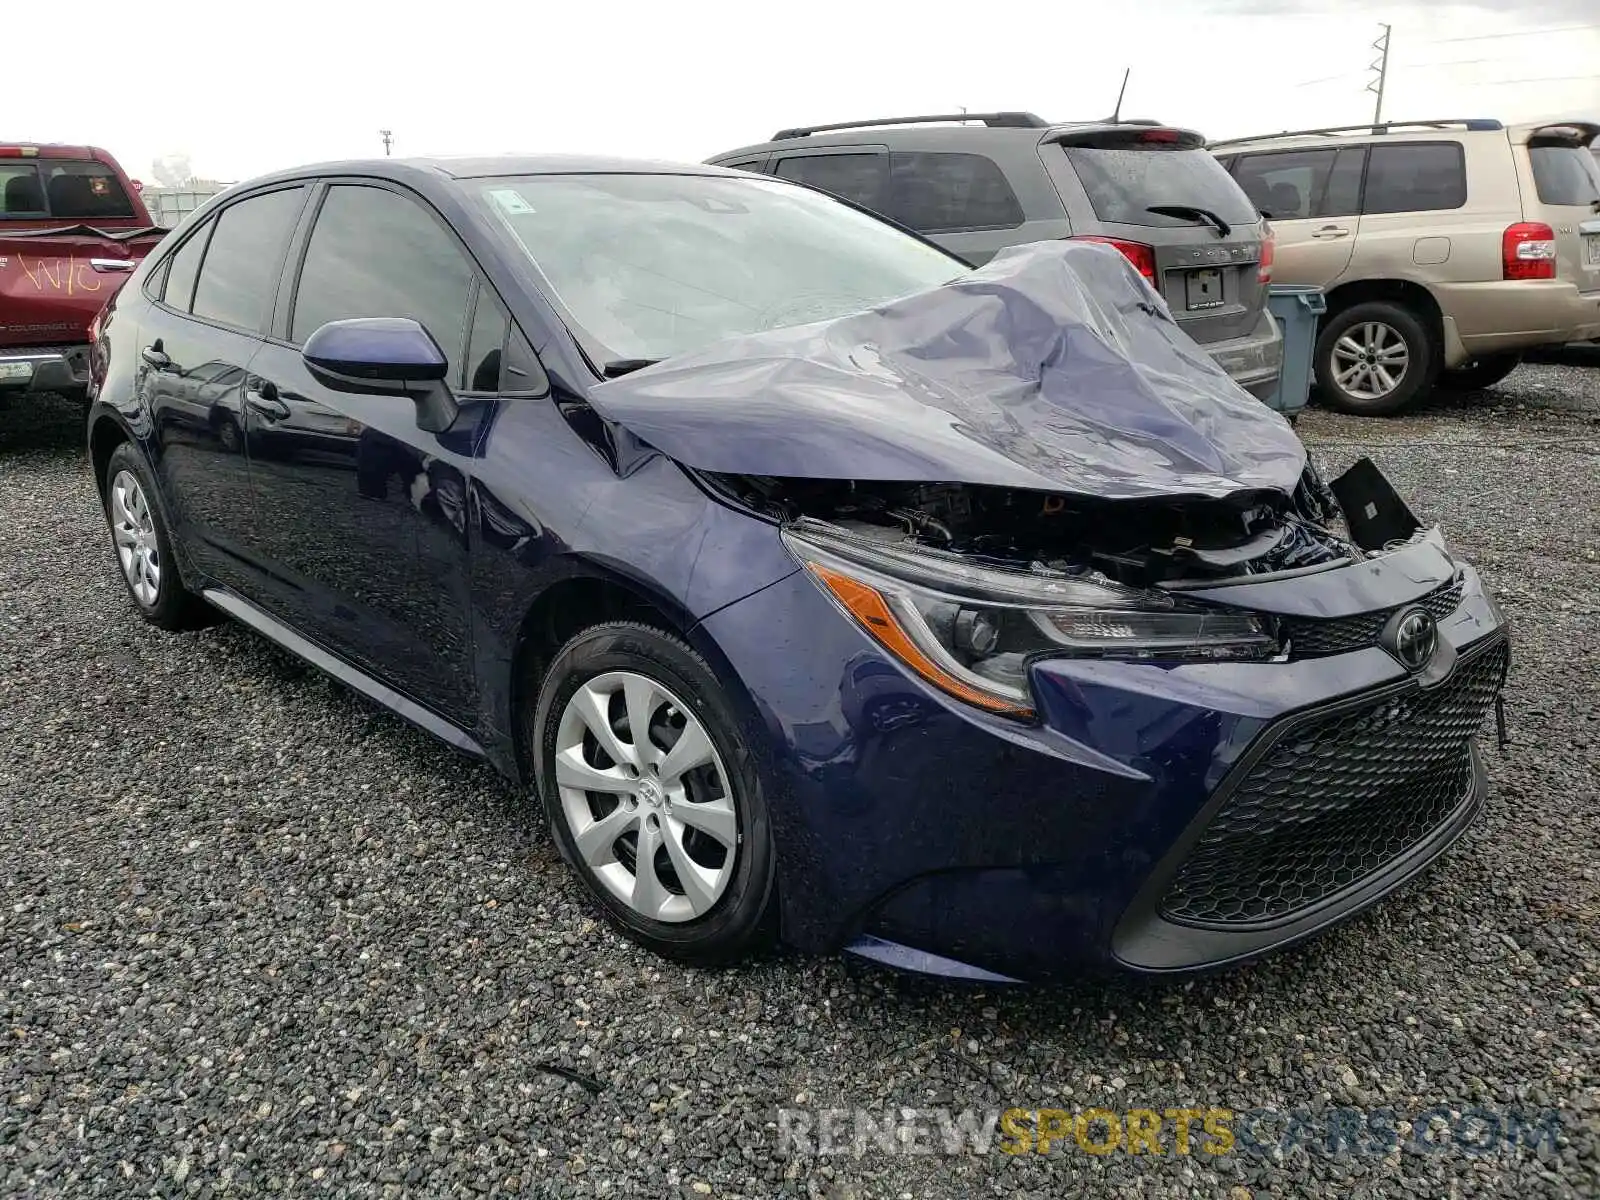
[[583, 240, 1486, 722], [702, 456, 1424, 718]]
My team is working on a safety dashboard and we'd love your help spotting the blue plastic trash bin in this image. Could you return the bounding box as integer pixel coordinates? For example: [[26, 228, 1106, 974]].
[[1265, 285, 1327, 417]]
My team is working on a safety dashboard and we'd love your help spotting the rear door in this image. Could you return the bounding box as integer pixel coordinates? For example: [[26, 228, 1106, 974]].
[[136, 184, 307, 591], [1044, 129, 1267, 346], [1229, 146, 1366, 286], [1518, 126, 1600, 297]]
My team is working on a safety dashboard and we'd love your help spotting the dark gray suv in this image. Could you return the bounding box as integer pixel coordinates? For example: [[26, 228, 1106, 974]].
[[709, 112, 1283, 400]]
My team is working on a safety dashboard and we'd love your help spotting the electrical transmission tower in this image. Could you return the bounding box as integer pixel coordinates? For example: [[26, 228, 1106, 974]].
[[1367, 24, 1392, 125]]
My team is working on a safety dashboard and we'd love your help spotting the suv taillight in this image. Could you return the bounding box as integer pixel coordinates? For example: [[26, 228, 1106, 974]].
[[1070, 236, 1157, 286], [1258, 233, 1275, 284], [1503, 222, 1557, 280]]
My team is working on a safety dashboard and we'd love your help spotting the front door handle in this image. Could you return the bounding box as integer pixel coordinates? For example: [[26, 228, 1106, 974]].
[[1312, 225, 1351, 239], [140, 342, 170, 368], [245, 382, 290, 421]]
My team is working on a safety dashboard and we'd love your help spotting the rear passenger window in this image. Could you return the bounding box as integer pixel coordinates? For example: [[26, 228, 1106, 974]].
[[889, 151, 1024, 233], [1363, 143, 1466, 214], [291, 185, 474, 375], [1231, 148, 1366, 220], [190, 188, 305, 330], [773, 154, 890, 213], [160, 225, 211, 312]]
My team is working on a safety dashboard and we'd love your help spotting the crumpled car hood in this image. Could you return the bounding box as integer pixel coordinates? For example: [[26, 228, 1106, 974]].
[[587, 240, 1306, 501]]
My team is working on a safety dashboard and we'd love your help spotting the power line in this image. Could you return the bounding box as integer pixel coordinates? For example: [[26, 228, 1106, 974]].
[[1414, 22, 1600, 47]]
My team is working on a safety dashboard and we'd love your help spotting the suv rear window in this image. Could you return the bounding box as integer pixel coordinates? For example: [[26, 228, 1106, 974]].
[[1528, 144, 1600, 207], [1062, 145, 1257, 229], [888, 151, 1024, 233], [0, 160, 135, 220]]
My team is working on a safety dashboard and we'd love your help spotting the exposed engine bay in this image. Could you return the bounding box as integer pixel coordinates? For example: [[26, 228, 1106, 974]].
[[706, 460, 1364, 589]]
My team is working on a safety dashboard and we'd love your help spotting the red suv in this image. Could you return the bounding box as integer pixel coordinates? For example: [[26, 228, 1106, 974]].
[[1, 144, 165, 404]]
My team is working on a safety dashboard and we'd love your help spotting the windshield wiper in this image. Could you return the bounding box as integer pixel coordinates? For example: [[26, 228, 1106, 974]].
[[601, 358, 662, 379], [1147, 204, 1231, 237]]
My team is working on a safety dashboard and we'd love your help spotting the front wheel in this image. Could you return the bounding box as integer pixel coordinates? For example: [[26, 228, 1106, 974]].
[[530, 621, 777, 965], [1437, 353, 1521, 392], [1314, 301, 1437, 416]]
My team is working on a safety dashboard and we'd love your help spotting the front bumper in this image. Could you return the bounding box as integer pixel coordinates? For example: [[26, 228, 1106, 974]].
[[701, 534, 1508, 982], [0, 344, 92, 395]]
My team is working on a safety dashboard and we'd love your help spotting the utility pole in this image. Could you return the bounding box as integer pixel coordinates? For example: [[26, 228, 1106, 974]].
[[379, 129, 393, 157], [1367, 25, 1392, 127]]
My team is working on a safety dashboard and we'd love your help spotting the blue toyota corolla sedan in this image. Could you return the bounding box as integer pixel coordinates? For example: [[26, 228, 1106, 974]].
[[85, 156, 1509, 982]]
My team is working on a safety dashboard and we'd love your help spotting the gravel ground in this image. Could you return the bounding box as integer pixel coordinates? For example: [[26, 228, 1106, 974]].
[[1, 363, 1597, 1199]]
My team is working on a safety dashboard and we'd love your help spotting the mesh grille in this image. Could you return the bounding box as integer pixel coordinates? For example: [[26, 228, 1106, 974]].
[[1159, 636, 1508, 927], [1283, 577, 1465, 657]]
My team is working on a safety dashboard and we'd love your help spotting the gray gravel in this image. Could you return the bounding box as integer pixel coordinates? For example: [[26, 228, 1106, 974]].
[[1, 362, 1597, 1199]]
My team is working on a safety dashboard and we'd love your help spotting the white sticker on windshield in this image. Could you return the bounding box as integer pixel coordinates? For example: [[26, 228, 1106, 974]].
[[488, 188, 536, 216]]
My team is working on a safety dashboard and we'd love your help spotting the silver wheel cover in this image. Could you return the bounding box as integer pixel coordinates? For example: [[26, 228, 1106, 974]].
[[110, 470, 161, 608], [553, 670, 739, 923]]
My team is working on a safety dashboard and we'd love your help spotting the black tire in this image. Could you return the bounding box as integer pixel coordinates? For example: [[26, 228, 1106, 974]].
[[213, 411, 244, 454], [1314, 300, 1438, 416], [102, 442, 215, 631], [1437, 353, 1521, 393], [529, 621, 777, 965]]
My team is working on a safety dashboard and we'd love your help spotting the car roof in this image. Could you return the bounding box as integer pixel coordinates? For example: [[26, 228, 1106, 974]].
[[709, 119, 1175, 161], [233, 155, 750, 190]]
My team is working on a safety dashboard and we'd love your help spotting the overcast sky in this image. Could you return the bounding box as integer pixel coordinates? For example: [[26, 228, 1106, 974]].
[[13, 0, 1599, 184]]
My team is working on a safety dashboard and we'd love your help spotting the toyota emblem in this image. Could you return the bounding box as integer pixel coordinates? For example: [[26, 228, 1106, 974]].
[[1386, 608, 1438, 671]]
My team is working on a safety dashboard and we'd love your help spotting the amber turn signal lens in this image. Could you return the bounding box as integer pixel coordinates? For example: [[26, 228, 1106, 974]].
[[809, 563, 1034, 718]]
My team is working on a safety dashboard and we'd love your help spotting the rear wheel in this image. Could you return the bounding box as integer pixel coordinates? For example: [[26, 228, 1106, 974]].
[[102, 442, 215, 631], [1437, 353, 1521, 392], [530, 621, 777, 965], [1314, 300, 1437, 416]]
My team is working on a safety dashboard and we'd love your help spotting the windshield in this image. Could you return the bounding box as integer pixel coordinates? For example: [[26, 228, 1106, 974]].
[[469, 172, 964, 364], [1063, 146, 1258, 229]]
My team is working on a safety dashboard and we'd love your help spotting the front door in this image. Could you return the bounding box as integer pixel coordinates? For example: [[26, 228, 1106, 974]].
[[241, 180, 486, 727]]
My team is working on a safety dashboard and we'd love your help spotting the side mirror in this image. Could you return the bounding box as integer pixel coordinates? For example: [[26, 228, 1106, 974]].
[[302, 317, 459, 433]]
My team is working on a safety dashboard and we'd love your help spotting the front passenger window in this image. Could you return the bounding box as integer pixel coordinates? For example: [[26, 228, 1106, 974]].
[[291, 185, 475, 377]]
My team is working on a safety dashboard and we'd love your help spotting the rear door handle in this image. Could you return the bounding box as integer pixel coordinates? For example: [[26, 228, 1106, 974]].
[[1312, 225, 1351, 239], [140, 342, 170, 368], [245, 382, 290, 421]]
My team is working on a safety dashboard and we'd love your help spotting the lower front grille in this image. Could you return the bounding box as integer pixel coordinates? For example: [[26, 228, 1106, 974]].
[[1159, 635, 1509, 927]]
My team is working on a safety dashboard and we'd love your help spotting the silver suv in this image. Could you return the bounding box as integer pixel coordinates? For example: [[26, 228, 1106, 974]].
[[1214, 118, 1600, 414], [708, 113, 1283, 401]]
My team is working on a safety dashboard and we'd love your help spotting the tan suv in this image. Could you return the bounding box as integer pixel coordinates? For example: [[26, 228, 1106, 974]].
[[1213, 118, 1600, 414]]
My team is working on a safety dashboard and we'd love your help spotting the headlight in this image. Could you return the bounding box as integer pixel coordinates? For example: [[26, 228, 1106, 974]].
[[783, 519, 1277, 719]]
